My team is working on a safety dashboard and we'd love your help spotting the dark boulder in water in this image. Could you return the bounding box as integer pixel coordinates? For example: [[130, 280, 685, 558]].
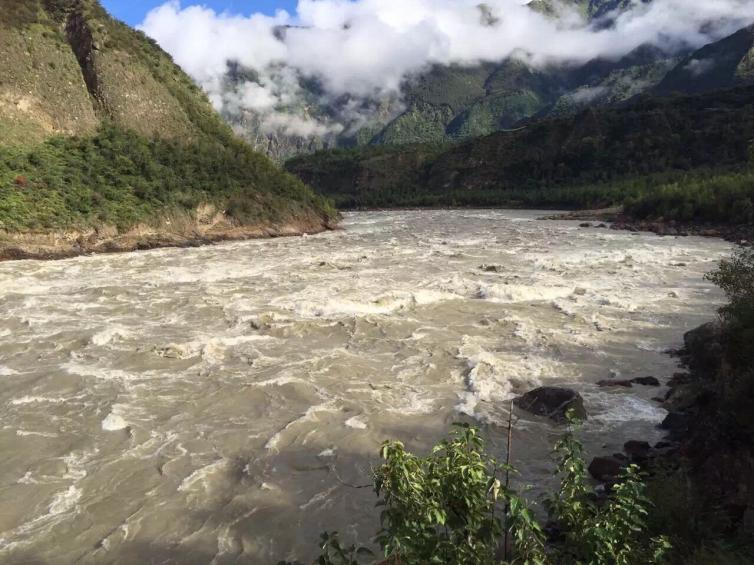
[[624, 440, 652, 462], [513, 387, 587, 423], [660, 412, 690, 440], [589, 455, 626, 483], [633, 376, 661, 387]]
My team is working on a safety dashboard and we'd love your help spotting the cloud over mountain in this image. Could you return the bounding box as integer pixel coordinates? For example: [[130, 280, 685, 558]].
[[140, 0, 754, 137]]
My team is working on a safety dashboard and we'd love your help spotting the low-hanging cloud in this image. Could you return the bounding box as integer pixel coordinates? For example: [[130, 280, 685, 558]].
[[140, 0, 754, 138]]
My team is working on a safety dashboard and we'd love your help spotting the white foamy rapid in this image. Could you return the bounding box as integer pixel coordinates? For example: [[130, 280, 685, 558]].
[[0, 211, 731, 562]]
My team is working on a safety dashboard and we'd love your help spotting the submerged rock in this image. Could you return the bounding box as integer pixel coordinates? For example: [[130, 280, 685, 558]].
[[633, 376, 661, 387], [589, 455, 626, 483], [624, 440, 652, 462], [597, 379, 633, 388], [479, 264, 503, 273], [598, 376, 661, 388], [513, 387, 587, 423]]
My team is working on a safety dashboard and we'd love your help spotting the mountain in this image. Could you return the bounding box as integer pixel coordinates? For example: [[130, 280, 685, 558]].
[[221, 0, 679, 162], [529, 0, 639, 20], [214, 3, 754, 164], [231, 50, 681, 162], [654, 24, 754, 96], [0, 0, 336, 259], [286, 84, 754, 224]]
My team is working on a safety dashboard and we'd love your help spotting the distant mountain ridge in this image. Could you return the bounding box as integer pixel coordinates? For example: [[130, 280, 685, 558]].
[[654, 24, 754, 96], [213, 3, 754, 162]]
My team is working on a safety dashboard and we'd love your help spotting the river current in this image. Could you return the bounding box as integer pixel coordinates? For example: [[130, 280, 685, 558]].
[[0, 210, 732, 563]]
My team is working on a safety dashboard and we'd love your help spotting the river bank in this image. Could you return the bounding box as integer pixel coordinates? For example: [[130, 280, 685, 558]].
[[540, 208, 754, 246], [583, 298, 754, 559], [0, 208, 339, 262]]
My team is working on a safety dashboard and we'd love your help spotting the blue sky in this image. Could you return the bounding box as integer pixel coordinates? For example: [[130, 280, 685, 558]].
[[101, 1, 298, 26]]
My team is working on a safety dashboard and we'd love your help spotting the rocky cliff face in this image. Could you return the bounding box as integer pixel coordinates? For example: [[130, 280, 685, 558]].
[[658, 320, 754, 543], [0, 2, 99, 144]]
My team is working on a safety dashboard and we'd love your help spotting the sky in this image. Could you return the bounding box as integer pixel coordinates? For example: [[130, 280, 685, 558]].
[[101, 0, 296, 26]]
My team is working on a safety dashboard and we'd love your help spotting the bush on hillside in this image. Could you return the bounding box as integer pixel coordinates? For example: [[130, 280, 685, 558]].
[[0, 124, 336, 231]]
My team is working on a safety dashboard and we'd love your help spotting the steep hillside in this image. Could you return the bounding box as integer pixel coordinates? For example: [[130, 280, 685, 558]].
[[654, 24, 754, 96], [0, 0, 336, 259], [286, 85, 754, 222]]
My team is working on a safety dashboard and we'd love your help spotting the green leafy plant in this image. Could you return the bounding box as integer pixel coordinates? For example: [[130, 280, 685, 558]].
[[547, 415, 671, 564], [293, 421, 669, 564], [374, 423, 545, 565], [705, 248, 754, 377], [707, 248, 754, 324]]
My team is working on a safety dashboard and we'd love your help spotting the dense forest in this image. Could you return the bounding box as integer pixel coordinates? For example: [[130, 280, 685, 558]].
[[287, 86, 754, 225]]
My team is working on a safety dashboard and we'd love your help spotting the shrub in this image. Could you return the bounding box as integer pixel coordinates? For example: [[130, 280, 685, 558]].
[[707, 248, 754, 369], [286, 421, 670, 565], [0, 124, 337, 231]]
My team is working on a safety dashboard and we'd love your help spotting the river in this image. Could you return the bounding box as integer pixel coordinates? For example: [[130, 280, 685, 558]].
[[0, 210, 732, 563]]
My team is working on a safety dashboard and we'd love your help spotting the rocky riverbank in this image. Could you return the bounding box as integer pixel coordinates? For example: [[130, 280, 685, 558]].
[[580, 320, 754, 541], [540, 209, 754, 246], [0, 205, 339, 262]]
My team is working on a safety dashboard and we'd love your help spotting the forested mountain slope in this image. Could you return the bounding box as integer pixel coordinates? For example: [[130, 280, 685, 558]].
[[287, 85, 754, 226]]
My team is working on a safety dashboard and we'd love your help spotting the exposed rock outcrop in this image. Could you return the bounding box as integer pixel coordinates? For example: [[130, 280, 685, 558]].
[[597, 376, 661, 388], [514, 387, 587, 423], [0, 204, 338, 262]]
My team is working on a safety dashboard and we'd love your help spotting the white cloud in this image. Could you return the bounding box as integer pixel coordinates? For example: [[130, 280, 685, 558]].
[[684, 57, 717, 77], [139, 0, 754, 138], [570, 85, 609, 104]]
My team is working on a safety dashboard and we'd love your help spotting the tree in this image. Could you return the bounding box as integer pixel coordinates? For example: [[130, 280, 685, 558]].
[[286, 420, 670, 564]]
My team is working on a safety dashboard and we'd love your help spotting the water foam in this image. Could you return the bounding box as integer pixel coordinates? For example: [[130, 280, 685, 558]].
[[478, 283, 573, 303], [10, 396, 68, 406], [102, 411, 129, 432], [178, 459, 228, 493], [90, 327, 131, 347], [344, 416, 368, 430]]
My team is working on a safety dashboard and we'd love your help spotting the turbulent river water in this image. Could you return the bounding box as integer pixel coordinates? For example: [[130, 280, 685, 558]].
[[0, 210, 733, 564]]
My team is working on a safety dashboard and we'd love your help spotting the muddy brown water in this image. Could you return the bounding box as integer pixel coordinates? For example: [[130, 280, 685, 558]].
[[0, 211, 732, 563]]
